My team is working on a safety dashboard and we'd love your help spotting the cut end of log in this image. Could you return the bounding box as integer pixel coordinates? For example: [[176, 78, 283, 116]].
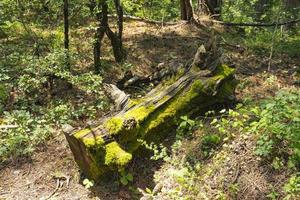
[[65, 64, 237, 179]]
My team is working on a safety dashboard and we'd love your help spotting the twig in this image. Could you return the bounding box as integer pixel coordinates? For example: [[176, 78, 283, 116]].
[[45, 179, 60, 200], [108, 14, 180, 25], [0, 125, 19, 129], [212, 18, 300, 27], [232, 163, 240, 183]]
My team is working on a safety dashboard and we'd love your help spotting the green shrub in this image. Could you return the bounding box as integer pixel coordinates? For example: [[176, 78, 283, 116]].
[[283, 174, 300, 199], [122, 0, 179, 21], [0, 84, 9, 112], [0, 110, 53, 161], [252, 89, 300, 167]]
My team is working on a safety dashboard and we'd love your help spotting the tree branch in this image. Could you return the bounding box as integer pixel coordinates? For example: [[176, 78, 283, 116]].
[[213, 18, 300, 27]]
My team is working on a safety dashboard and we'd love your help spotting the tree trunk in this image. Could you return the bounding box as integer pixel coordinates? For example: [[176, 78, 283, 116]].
[[93, 26, 105, 74], [197, 0, 222, 17], [65, 41, 237, 179], [180, 0, 194, 20], [92, 0, 125, 73], [63, 0, 69, 51], [63, 0, 70, 70], [284, 0, 300, 18], [93, 1, 106, 74]]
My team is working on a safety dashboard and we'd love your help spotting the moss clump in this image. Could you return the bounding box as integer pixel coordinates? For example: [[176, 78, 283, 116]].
[[124, 105, 155, 121], [104, 142, 132, 168], [74, 128, 92, 138], [127, 98, 144, 108], [104, 117, 123, 135], [214, 64, 235, 77], [74, 128, 105, 148], [144, 80, 204, 133], [82, 136, 105, 148]]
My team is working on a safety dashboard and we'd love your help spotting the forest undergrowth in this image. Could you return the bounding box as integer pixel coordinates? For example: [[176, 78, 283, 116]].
[[0, 1, 299, 199]]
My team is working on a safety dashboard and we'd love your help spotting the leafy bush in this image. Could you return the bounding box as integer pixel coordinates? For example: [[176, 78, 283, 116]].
[[283, 174, 300, 199], [252, 89, 300, 168], [200, 134, 221, 157], [176, 115, 198, 139], [119, 170, 134, 186], [0, 110, 53, 161], [122, 0, 179, 21], [221, 0, 300, 56]]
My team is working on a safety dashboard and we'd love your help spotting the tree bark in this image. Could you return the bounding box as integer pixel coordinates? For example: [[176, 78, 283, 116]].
[[63, 0, 69, 51], [180, 0, 194, 20], [63, 0, 70, 70], [197, 0, 222, 16], [92, 0, 125, 73], [65, 41, 237, 179]]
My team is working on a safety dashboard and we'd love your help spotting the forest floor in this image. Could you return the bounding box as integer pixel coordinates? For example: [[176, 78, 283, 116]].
[[0, 20, 299, 200]]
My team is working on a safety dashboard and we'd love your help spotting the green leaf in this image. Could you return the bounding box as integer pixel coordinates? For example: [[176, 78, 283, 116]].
[[126, 173, 133, 182], [145, 187, 152, 194], [83, 178, 94, 189], [210, 118, 218, 125], [180, 116, 188, 121], [120, 177, 128, 185]]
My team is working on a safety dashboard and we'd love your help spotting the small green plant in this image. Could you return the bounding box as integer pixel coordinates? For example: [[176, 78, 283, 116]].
[[255, 134, 274, 157], [119, 170, 133, 186], [176, 115, 197, 139], [228, 183, 240, 197], [0, 110, 53, 161], [82, 178, 95, 189], [272, 157, 284, 170], [140, 140, 168, 161], [283, 174, 300, 199], [252, 89, 300, 167], [266, 190, 279, 200], [201, 134, 221, 157]]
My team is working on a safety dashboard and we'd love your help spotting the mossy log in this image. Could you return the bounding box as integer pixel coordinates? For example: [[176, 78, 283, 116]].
[[65, 64, 237, 180]]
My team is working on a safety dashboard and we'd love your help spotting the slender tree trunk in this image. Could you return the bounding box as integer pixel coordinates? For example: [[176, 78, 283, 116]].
[[114, 0, 123, 43], [108, 0, 124, 62], [93, 27, 105, 74], [63, 0, 69, 50], [93, 0, 125, 73], [285, 0, 300, 18], [93, 1, 106, 74], [180, 0, 194, 20], [180, 0, 187, 20], [197, 0, 222, 17], [63, 0, 70, 69]]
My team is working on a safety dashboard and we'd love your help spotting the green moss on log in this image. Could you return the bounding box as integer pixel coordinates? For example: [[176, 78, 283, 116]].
[[105, 117, 123, 135], [66, 64, 237, 179], [104, 142, 132, 169]]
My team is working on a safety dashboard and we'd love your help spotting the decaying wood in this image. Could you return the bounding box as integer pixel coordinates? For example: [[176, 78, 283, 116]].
[[65, 39, 237, 179], [103, 83, 129, 111]]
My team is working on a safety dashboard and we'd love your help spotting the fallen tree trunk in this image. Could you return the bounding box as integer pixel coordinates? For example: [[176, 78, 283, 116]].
[[65, 43, 237, 180]]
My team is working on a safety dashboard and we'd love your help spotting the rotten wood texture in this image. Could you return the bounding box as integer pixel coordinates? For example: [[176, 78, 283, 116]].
[[65, 38, 237, 179], [103, 83, 129, 111]]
